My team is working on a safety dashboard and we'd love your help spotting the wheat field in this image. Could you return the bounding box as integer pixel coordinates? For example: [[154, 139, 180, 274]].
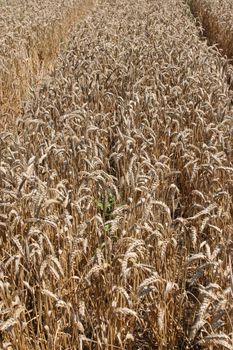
[[0, 0, 233, 349], [190, 0, 233, 61], [0, 0, 93, 129]]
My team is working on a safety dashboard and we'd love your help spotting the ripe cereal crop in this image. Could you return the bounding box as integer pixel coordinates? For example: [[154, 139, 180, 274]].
[[0, 0, 93, 128], [190, 0, 233, 60], [0, 0, 233, 349]]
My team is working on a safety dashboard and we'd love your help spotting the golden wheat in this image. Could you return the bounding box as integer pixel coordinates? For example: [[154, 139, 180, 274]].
[[0, 0, 233, 349], [0, 0, 94, 129]]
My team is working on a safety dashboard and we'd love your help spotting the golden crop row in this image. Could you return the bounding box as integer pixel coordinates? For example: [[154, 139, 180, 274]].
[[0, 0, 94, 127], [1, 0, 232, 349], [189, 0, 233, 60]]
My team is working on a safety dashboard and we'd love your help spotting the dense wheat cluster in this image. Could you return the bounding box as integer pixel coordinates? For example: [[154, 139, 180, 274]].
[[0, 0, 93, 127], [189, 0, 233, 60], [0, 0, 233, 349]]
